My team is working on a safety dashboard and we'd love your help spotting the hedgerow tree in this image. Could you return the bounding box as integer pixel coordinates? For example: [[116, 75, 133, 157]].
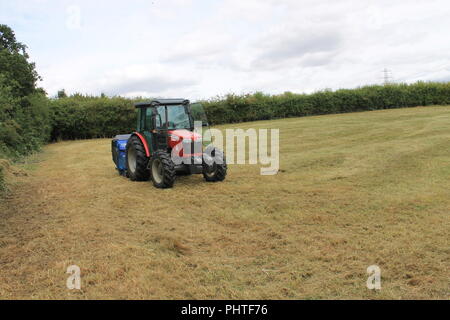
[[0, 24, 40, 97], [0, 24, 51, 159]]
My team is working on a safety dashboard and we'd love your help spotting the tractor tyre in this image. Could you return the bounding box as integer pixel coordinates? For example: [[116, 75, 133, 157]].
[[150, 151, 176, 189], [203, 147, 227, 182], [126, 135, 150, 181]]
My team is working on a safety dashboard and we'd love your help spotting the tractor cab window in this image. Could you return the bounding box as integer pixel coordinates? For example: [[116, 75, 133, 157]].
[[154, 105, 191, 130], [155, 106, 167, 129], [190, 103, 208, 126], [145, 108, 153, 130], [167, 105, 191, 130]]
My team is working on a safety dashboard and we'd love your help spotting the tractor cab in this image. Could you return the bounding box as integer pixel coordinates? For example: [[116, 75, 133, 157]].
[[135, 99, 202, 154], [112, 99, 227, 189]]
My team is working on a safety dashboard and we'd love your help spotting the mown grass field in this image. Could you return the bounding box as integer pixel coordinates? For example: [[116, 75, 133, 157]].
[[0, 106, 449, 299]]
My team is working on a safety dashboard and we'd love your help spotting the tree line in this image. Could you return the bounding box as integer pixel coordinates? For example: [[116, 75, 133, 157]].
[[48, 81, 450, 140]]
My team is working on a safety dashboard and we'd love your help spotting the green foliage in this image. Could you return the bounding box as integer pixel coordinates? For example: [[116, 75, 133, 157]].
[[0, 25, 50, 194], [0, 76, 51, 159], [45, 82, 450, 141], [49, 95, 137, 140], [202, 82, 450, 125], [0, 23, 49, 160], [0, 24, 40, 97]]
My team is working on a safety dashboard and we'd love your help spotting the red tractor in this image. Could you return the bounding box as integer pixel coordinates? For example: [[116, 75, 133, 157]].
[[112, 99, 227, 188]]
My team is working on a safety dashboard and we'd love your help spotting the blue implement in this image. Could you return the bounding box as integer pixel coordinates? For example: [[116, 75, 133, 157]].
[[112, 134, 131, 175]]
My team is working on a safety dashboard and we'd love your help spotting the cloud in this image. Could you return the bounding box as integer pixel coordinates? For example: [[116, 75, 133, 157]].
[[87, 63, 200, 97], [161, 31, 232, 65], [101, 74, 197, 97], [252, 29, 342, 69], [102, 76, 196, 97]]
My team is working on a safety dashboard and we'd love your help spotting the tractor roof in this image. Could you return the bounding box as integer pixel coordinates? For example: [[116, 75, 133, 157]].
[[135, 99, 190, 108]]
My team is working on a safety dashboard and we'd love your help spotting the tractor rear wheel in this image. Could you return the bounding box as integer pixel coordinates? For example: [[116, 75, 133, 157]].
[[203, 147, 227, 182], [126, 135, 150, 181], [150, 151, 176, 189]]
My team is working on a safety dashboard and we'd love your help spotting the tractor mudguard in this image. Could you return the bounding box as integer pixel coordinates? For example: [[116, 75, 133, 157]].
[[132, 132, 150, 157]]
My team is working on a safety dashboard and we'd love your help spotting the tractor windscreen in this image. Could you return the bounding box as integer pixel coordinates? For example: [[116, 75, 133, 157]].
[[156, 105, 191, 130]]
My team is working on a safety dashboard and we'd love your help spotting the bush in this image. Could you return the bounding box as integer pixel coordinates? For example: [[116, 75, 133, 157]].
[[202, 82, 450, 125], [49, 96, 137, 141], [0, 80, 51, 158], [0, 24, 51, 162], [44, 82, 450, 140]]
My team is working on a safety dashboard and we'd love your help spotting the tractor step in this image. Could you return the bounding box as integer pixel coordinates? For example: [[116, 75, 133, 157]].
[[174, 164, 204, 174], [189, 165, 204, 174]]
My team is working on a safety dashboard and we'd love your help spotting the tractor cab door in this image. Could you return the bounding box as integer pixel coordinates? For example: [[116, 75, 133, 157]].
[[152, 105, 169, 151], [142, 107, 155, 153]]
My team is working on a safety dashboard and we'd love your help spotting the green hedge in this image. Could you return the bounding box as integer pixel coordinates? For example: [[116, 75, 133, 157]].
[[0, 77, 51, 159], [46, 82, 450, 141], [2, 81, 449, 145], [202, 81, 450, 125], [0, 77, 51, 194], [0, 87, 51, 194], [2, 80, 450, 151], [49, 95, 137, 141]]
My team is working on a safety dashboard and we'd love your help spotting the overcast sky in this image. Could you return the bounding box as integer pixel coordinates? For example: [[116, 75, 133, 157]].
[[1, 0, 450, 99]]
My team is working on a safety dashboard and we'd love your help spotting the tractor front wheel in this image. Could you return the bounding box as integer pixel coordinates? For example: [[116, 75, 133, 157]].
[[126, 135, 150, 181], [203, 147, 227, 182], [150, 151, 176, 189]]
